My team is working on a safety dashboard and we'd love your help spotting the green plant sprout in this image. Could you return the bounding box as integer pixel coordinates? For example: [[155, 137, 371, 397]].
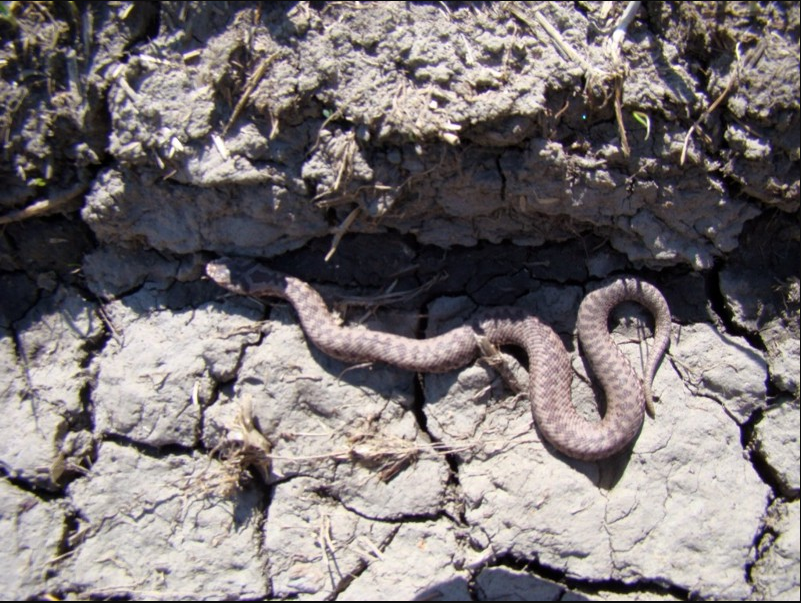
[[632, 111, 651, 140]]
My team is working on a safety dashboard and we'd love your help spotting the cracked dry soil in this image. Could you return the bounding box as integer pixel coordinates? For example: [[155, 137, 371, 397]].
[[0, 2, 799, 600]]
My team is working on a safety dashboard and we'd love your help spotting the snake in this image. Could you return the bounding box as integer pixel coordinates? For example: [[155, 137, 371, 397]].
[[206, 257, 671, 461]]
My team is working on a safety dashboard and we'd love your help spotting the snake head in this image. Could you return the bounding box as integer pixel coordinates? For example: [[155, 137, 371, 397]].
[[206, 257, 286, 296]]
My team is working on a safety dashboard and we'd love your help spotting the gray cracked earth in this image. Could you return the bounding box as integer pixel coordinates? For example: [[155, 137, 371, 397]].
[[1, 2, 799, 600]]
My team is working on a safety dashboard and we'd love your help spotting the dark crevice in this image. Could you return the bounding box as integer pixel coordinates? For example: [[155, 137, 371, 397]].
[[77, 317, 109, 371], [706, 260, 767, 351], [121, 1, 161, 54], [101, 433, 197, 459], [0, 466, 64, 500], [740, 395, 799, 498], [495, 155, 506, 206], [294, 506, 402, 599], [702, 263, 782, 492], [477, 553, 696, 600], [407, 307, 467, 517], [341, 501, 454, 527], [744, 505, 778, 588], [86, 591, 134, 601], [309, 473, 456, 525], [56, 509, 84, 560], [410, 372, 430, 431]]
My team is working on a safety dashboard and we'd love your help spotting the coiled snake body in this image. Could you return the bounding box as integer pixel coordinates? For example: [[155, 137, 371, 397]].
[[207, 258, 671, 461]]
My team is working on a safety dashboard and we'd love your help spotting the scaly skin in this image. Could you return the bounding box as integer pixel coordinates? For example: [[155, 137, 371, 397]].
[[207, 258, 671, 461]]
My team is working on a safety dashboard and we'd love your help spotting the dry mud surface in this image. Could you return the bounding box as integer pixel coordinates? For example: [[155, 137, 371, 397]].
[[0, 2, 799, 600]]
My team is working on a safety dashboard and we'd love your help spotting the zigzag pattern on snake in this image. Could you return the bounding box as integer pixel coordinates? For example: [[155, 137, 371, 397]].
[[206, 257, 671, 461]]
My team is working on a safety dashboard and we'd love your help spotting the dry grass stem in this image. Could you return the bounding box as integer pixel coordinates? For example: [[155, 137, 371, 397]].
[[0, 182, 88, 225], [681, 44, 742, 165], [325, 205, 361, 262], [614, 77, 631, 157], [223, 51, 281, 135]]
